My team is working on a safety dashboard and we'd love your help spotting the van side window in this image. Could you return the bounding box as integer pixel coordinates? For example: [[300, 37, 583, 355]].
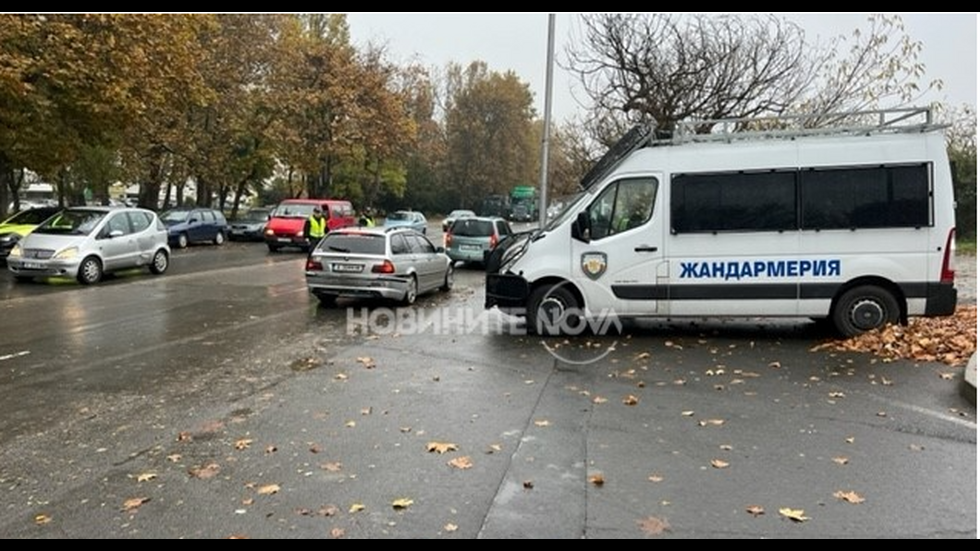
[[801, 164, 930, 229], [671, 170, 796, 233], [588, 178, 658, 240]]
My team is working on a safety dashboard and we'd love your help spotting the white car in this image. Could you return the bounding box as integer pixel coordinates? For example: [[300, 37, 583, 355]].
[[7, 207, 171, 285], [442, 209, 476, 232]]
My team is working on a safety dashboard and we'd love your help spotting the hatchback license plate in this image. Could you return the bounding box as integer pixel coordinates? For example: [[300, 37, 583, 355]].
[[332, 264, 363, 273], [22, 262, 44, 270], [461, 245, 482, 252]]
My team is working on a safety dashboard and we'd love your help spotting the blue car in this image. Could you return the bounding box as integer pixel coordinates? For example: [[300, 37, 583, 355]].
[[161, 207, 229, 249], [384, 211, 428, 235]]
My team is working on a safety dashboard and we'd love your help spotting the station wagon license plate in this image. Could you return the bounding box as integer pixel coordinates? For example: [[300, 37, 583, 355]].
[[332, 263, 363, 273]]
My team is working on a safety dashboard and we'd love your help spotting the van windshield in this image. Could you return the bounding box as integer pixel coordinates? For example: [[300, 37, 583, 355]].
[[544, 191, 587, 232], [272, 203, 317, 218]]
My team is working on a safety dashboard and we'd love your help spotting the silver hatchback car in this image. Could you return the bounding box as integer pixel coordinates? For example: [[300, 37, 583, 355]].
[[7, 207, 171, 285], [305, 227, 453, 306]]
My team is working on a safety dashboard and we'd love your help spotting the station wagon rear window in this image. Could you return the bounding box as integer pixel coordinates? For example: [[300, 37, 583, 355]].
[[318, 234, 386, 255]]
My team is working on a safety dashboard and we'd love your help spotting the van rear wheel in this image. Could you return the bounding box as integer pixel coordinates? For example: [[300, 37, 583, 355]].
[[832, 285, 900, 337]]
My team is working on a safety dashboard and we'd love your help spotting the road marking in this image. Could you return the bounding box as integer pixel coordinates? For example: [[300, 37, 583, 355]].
[[0, 351, 30, 362], [865, 392, 976, 430]]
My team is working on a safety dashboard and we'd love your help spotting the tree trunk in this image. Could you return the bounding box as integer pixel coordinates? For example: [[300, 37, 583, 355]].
[[0, 155, 10, 218], [139, 148, 165, 210]]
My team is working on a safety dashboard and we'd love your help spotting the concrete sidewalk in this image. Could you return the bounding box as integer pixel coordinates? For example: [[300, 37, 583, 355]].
[[964, 352, 977, 405]]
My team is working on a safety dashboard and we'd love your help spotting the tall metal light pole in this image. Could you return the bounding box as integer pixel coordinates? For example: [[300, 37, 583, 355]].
[[538, 13, 555, 228]]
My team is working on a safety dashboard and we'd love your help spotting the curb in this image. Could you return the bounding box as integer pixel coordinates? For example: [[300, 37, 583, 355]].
[[962, 352, 977, 405]]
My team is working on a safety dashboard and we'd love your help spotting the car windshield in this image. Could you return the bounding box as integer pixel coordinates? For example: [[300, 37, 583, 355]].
[[452, 219, 494, 237], [387, 211, 412, 221], [33, 210, 107, 236], [242, 210, 270, 223], [272, 203, 317, 218], [3, 208, 58, 226], [160, 210, 190, 223], [317, 233, 387, 255]]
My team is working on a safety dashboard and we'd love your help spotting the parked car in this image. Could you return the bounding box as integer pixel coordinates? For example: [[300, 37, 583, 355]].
[[442, 209, 476, 232], [264, 199, 356, 253], [384, 210, 428, 234], [446, 216, 513, 266], [0, 206, 62, 259], [229, 207, 272, 242], [160, 207, 229, 249], [305, 227, 453, 306], [6, 207, 170, 285]]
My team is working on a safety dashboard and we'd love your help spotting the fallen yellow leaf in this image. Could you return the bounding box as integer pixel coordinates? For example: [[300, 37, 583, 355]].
[[122, 497, 150, 512], [448, 456, 473, 470], [257, 484, 280, 496], [832, 456, 850, 466], [634, 352, 652, 361], [356, 357, 376, 368], [779, 508, 809, 522], [34, 514, 51, 525], [487, 444, 503, 454], [834, 490, 866, 504], [234, 439, 253, 451], [746, 505, 765, 517], [648, 474, 664, 483], [349, 504, 365, 513], [188, 463, 220, 479], [330, 528, 345, 539], [136, 473, 157, 483], [681, 411, 695, 417], [427, 442, 459, 454], [588, 473, 605, 486], [345, 421, 356, 428], [321, 462, 343, 472], [534, 420, 551, 427], [392, 498, 414, 510], [166, 454, 182, 463], [710, 459, 730, 469], [637, 516, 670, 536], [444, 523, 459, 533], [699, 419, 725, 427], [623, 395, 639, 406], [593, 396, 608, 404]]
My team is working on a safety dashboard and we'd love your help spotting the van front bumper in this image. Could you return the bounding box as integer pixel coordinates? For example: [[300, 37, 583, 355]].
[[486, 273, 530, 313]]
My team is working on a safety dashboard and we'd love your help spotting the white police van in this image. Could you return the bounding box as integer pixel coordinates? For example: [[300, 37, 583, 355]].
[[486, 108, 958, 337]]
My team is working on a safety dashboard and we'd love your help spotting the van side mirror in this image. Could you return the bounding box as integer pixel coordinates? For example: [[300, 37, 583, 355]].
[[572, 211, 591, 243]]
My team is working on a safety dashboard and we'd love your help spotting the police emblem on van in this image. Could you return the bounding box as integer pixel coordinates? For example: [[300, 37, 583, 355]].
[[582, 253, 608, 280]]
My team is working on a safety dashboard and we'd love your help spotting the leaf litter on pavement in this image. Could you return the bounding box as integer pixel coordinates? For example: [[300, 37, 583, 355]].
[[811, 306, 976, 366]]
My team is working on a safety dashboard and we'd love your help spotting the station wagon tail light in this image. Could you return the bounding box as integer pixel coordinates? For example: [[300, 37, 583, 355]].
[[490, 233, 499, 249], [941, 228, 956, 284], [372, 260, 396, 274], [445, 233, 453, 248], [306, 258, 323, 272]]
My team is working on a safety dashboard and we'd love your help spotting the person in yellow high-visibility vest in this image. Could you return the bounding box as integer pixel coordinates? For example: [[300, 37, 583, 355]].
[[304, 207, 327, 251]]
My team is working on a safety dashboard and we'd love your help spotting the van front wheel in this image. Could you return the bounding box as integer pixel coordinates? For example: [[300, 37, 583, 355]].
[[528, 284, 581, 337], [832, 285, 900, 337]]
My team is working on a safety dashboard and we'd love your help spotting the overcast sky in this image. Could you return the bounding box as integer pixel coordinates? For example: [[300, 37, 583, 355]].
[[346, 12, 978, 122]]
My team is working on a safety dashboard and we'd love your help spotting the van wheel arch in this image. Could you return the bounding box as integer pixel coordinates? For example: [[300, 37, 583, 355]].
[[527, 278, 586, 336]]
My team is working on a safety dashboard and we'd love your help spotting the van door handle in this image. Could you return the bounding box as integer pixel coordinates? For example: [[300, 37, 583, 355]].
[[635, 246, 658, 253]]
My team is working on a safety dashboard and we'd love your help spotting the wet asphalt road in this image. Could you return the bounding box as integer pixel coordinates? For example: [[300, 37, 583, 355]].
[[0, 237, 974, 539]]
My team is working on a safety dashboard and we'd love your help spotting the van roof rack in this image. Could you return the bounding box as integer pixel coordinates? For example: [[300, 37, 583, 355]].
[[579, 107, 945, 191], [667, 106, 945, 145]]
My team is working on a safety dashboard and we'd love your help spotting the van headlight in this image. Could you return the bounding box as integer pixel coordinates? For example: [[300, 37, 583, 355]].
[[8, 244, 22, 258], [53, 247, 78, 260]]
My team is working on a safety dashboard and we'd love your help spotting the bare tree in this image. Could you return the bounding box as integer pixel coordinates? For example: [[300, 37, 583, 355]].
[[564, 13, 817, 135], [564, 13, 943, 136]]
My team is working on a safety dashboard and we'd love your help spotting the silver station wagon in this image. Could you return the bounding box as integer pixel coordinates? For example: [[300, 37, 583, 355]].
[[305, 227, 453, 306], [7, 207, 171, 285]]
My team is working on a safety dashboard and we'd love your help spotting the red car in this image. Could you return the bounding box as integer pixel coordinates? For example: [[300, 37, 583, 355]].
[[264, 199, 355, 252]]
